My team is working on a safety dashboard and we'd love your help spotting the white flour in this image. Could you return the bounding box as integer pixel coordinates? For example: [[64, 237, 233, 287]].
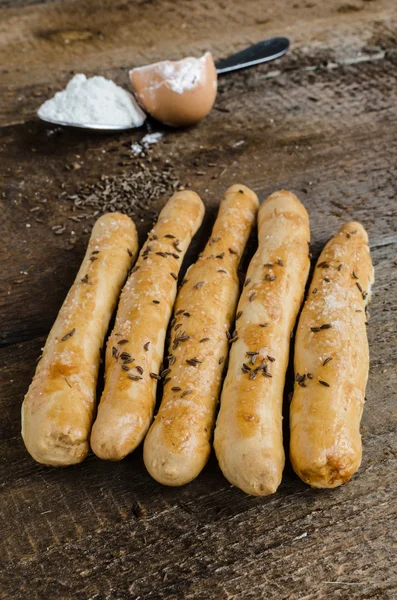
[[38, 74, 146, 127], [132, 53, 208, 94], [131, 132, 163, 156]]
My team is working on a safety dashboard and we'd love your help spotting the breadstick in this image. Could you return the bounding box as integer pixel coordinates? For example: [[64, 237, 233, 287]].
[[214, 190, 310, 496], [144, 184, 259, 486], [90, 191, 205, 460], [290, 222, 374, 488], [21, 213, 138, 466]]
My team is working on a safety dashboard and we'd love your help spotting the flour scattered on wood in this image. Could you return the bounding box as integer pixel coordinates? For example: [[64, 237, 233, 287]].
[[38, 74, 146, 128], [131, 132, 163, 156]]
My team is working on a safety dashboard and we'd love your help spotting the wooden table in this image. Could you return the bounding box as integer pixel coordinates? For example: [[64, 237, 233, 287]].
[[1, 1, 396, 598]]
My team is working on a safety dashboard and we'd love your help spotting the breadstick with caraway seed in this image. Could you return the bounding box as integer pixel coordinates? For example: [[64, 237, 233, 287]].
[[144, 184, 259, 485], [22, 213, 138, 466], [91, 190, 205, 460], [214, 190, 310, 496], [290, 222, 374, 488]]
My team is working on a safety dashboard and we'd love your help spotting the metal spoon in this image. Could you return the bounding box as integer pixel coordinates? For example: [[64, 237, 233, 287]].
[[38, 37, 289, 131]]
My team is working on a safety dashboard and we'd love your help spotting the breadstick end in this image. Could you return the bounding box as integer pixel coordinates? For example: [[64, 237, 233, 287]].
[[224, 184, 259, 206]]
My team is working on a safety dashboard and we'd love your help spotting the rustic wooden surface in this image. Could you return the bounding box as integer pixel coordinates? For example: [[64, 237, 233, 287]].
[[1, 0, 397, 598]]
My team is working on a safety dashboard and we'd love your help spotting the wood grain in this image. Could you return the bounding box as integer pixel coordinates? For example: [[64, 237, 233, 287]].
[[1, 0, 396, 598]]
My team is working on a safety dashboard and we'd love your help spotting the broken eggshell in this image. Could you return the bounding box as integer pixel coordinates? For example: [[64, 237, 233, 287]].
[[129, 52, 217, 128]]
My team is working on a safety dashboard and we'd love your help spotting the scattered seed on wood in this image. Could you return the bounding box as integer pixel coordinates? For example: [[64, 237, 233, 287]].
[[171, 386, 181, 392], [200, 337, 210, 343], [118, 339, 129, 345], [244, 278, 251, 287], [194, 281, 205, 289], [323, 357, 332, 366], [319, 380, 330, 387], [236, 311, 243, 320], [181, 390, 192, 397], [170, 272, 178, 280], [61, 328, 76, 341], [136, 366, 144, 375]]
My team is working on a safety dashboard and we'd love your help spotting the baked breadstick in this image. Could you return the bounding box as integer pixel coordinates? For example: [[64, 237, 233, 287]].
[[144, 184, 259, 486], [290, 222, 374, 488], [90, 191, 204, 460], [214, 190, 310, 496], [21, 213, 138, 466]]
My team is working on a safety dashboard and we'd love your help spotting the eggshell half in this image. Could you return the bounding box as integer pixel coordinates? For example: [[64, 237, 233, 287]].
[[129, 52, 217, 128]]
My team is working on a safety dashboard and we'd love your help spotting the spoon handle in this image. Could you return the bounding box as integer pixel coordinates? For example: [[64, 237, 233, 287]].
[[215, 37, 289, 75]]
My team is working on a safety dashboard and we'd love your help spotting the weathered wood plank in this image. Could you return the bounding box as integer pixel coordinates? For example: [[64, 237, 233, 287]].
[[1, 0, 397, 598]]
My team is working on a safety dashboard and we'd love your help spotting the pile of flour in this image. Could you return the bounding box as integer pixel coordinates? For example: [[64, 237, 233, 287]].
[[38, 74, 146, 127]]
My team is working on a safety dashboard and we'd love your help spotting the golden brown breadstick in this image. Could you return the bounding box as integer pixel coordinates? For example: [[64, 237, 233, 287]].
[[21, 213, 138, 466], [290, 222, 374, 488], [90, 191, 205, 460], [214, 190, 310, 496], [143, 184, 259, 486]]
